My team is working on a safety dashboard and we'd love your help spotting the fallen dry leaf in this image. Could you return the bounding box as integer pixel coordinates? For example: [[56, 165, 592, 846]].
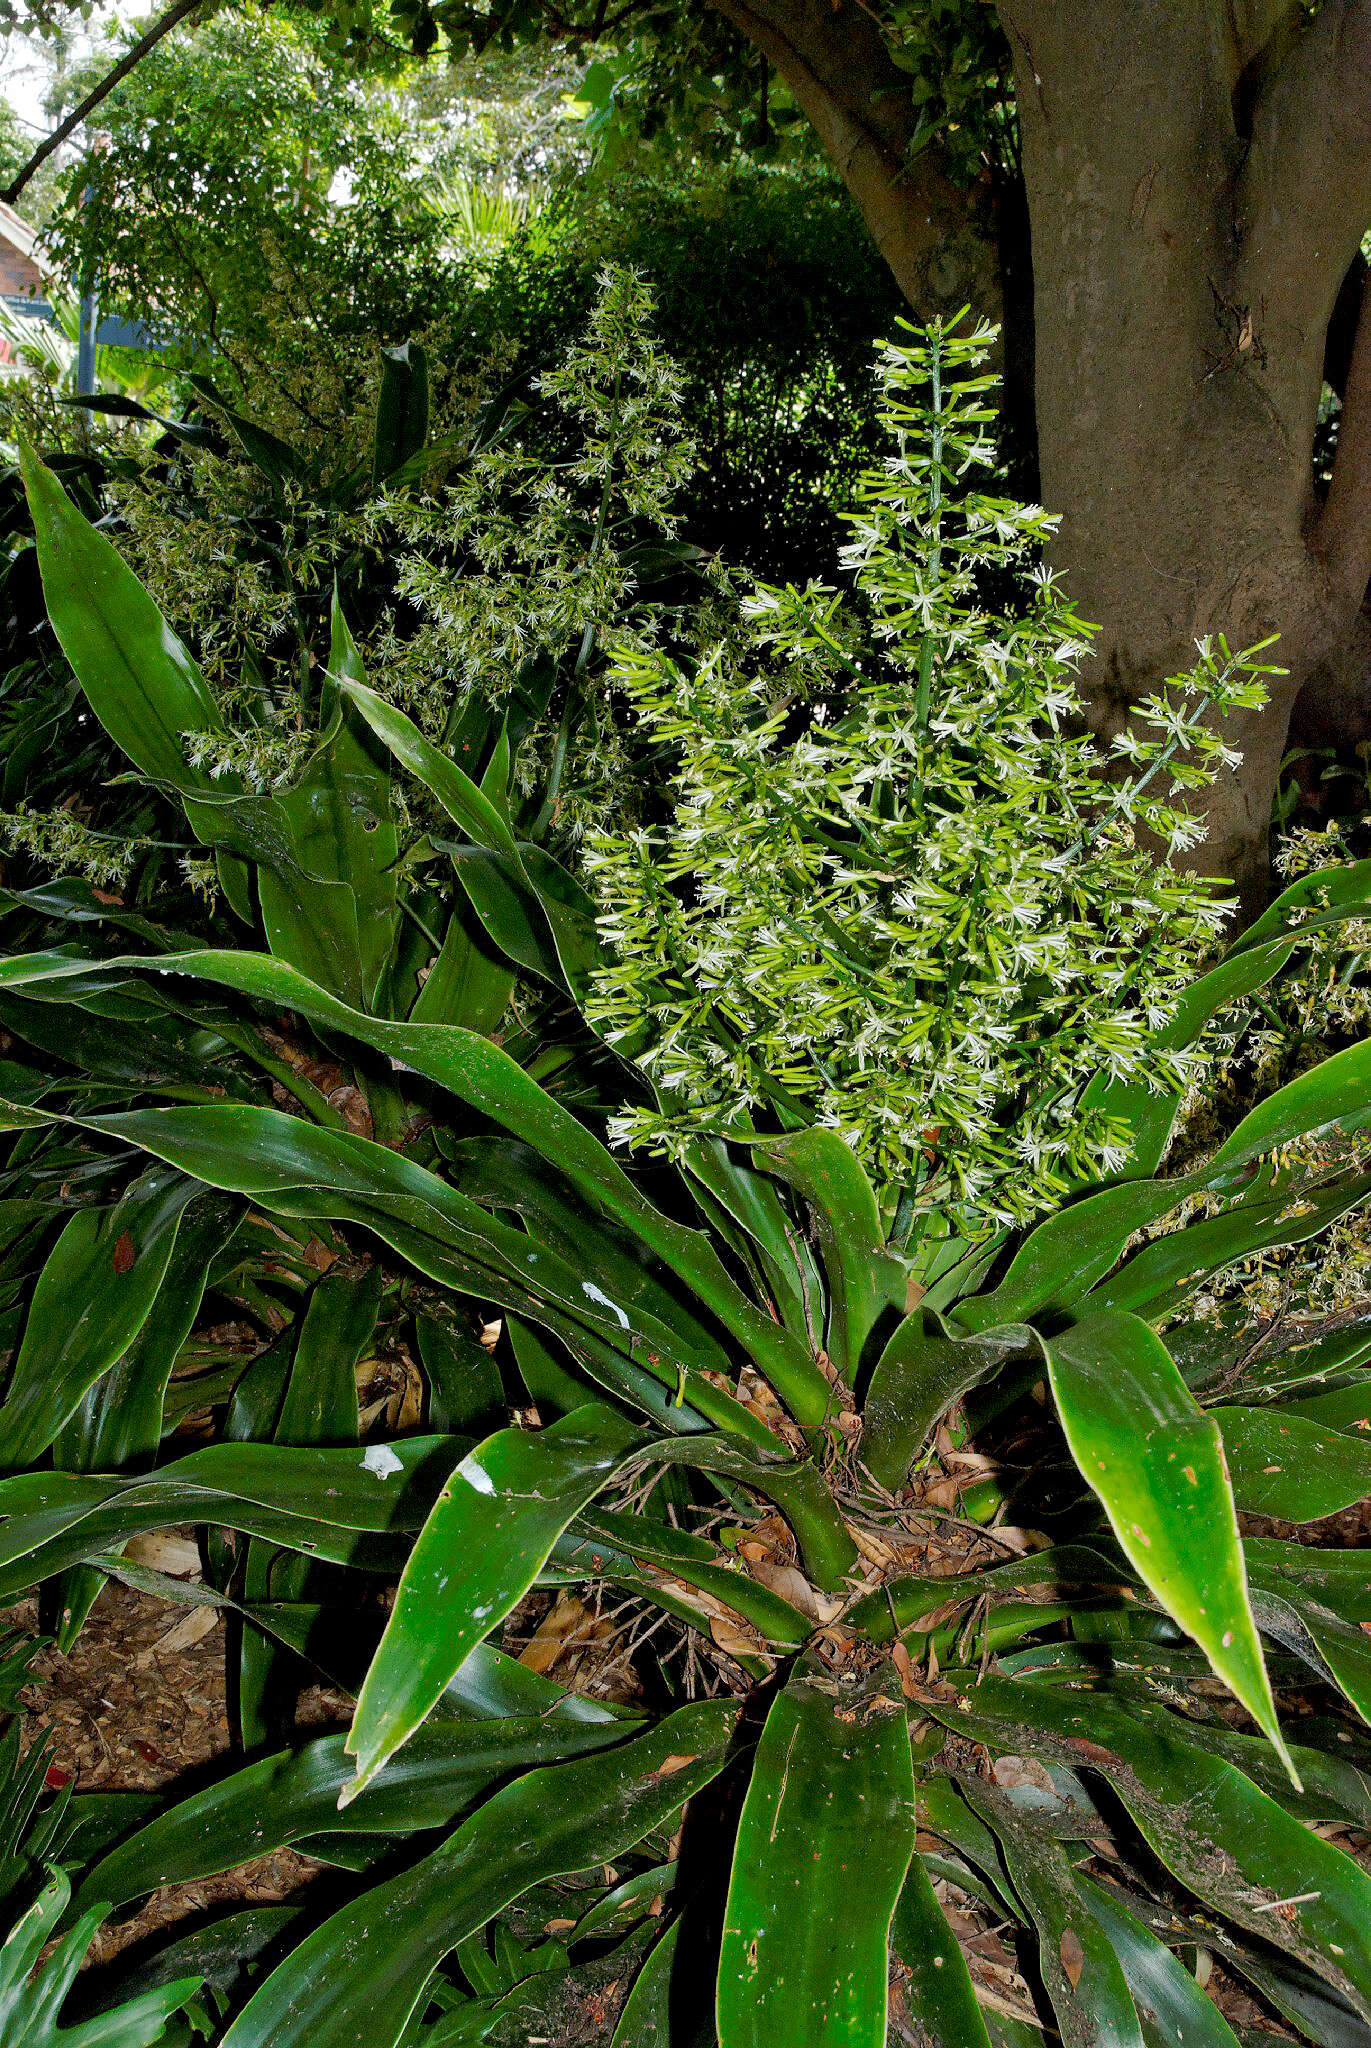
[[124, 1534, 202, 1579], [891, 1640, 921, 1703], [992, 1754, 1055, 1796], [517, 1593, 603, 1675], [709, 1612, 763, 1662], [1059, 1927, 1084, 1988], [747, 1558, 823, 1620], [131, 1606, 219, 1667]]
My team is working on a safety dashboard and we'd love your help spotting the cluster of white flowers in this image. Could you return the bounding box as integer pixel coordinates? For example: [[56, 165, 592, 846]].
[[585, 318, 1275, 1231], [0, 804, 152, 890], [366, 265, 710, 841]]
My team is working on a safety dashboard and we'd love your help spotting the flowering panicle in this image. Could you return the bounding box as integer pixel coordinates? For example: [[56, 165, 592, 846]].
[[585, 317, 1276, 1231], [0, 805, 152, 890]]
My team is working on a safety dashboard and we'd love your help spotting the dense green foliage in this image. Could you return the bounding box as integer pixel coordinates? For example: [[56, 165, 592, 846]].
[[0, 319, 1364, 2048], [36, 6, 901, 582]]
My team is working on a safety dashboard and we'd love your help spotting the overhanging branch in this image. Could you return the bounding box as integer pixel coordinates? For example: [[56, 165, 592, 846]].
[[1236, 0, 1371, 329], [707, 0, 1000, 323], [3, 0, 207, 207]]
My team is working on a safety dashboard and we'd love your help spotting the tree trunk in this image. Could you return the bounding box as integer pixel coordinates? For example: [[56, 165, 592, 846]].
[[714, 0, 1371, 910], [1000, 0, 1371, 906]]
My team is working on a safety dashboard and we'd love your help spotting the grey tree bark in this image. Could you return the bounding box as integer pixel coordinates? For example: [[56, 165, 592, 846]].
[[714, 0, 1371, 908]]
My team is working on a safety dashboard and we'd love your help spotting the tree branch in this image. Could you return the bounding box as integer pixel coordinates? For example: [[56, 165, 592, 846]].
[[3, 0, 207, 207], [1236, 0, 1371, 332], [1317, 269, 1371, 603], [706, 0, 1000, 323]]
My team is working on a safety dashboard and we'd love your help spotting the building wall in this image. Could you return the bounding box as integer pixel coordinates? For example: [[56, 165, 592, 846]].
[[0, 243, 43, 299]]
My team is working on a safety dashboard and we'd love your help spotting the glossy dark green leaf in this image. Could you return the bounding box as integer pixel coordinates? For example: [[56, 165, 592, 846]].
[[1080, 874, 1371, 1180], [933, 1676, 1371, 2016], [80, 1713, 639, 1913], [409, 900, 515, 1034], [1244, 1538, 1371, 1622], [1044, 1313, 1289, 1776], [960, 1777, 1144, 2048], [76, 1907, 306, 2030], [343, 682, 599, 997], [0, 1868, 199, 2047], [50, 1191, 242, 1652], [340, 680, 520, 857], [346, 1406, 647, 1798], [374, 343, 429, 481], [20, 442, 225, 792], [0, 1437, 458, 1600], [847, 1541, 1125, 1642], [1245, 1560, 1371, 1725], [440, 841, 578, 991], [1078, 1877, 1242, 2048], [890, 1850, 992, 2048], [1217, 1406, 1371, 1520], [239, 1269, 375, 1742], [966, 1033, 1371, 1332], [53, 1193, 242, 1475], [683, 1136, 821, 1344], [1090, 1170, 1371, 1320], [256, 592, 399, 1008], [0, 944, 832, 1422], [752, 1128, 902, 1380], [611, 1920, 681, 2048], [555, 1503, 810, 1648], [186, 374, 305, 490], [448, 1136, 733, 1374], [718, 1677, 916, 2048], [1236, 860, 1371, 951], [862, 1312, 1036, 1490], [0, 1169, 198, 1474], [1278, 1378, 1371, 1430], [72, 1099, 746, 1421], [221, 1701, 736, 2048], [440, 1638, 638, 1725], [417, 1313, 505, 1435]]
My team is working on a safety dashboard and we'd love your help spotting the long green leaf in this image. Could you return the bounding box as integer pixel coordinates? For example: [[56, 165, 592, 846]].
[[1080, 876, 1371, 1180], [256, 591, 399, 1008], [346, 1405, 647, 1798], [373, 342, 429, 481], [1246, 1570, 1371, 1726], [1217, 1406, 1371, 1520], [1089, 1170, 1371, 1320], [933, 1677, 1371, 2017], [752, 1129, 902, 1380], [0, 1170, 197, 1473], [891, 1851, 993, 2048], [717, 1676, 916, 2048], [1079, 1877, 1242, 2048], [0, 946, 833, 1421], [0, 1437, 458, 1600], [862, 1312, 1036, 1490], [963, 1031, 1371, 1332], [80, 1714, 637, 1913], [51, 1191, 242, 1651], [0, 1869, 199, 2048], [20, 442, 224, 791], [1043, 1312, 1290, 1780], [221, 1702, 736, 2048], [959, 1778, 1143, 2048]]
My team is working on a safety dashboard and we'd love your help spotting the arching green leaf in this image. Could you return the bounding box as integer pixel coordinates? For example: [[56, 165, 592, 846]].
[[1043, 1313, 1290, 1780]]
